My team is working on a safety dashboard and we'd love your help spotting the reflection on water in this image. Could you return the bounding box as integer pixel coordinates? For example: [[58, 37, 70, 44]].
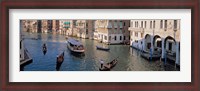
[[22, 32, 178, 71]]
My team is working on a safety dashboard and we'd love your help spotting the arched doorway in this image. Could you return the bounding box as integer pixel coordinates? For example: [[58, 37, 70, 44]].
[[144, 34, 151, 52], [164, 36, 176, 62], [153, 35, 162, 55]]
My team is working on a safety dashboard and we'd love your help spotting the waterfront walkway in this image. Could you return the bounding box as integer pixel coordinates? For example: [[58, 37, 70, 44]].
[[20, 48, 33, 66], [140, 51, 161, 60]]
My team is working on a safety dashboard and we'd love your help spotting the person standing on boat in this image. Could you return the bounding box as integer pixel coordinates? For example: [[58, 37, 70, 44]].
[[100, 59, 104, 68], [43, 43, 46, 49]]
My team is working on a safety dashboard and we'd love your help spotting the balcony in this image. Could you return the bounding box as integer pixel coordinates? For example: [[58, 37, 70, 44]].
[[128, 27, 144, 33]]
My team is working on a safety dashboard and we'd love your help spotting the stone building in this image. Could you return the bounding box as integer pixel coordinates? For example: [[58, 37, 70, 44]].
[[21, 20, 38, 33], [41, 20, 48, 33], [76, 20, 95, 39], [59, 20, 72, 35], [52, 20, 60, 34], [129, 19, 180, 66], [95, 20, 130, 44]]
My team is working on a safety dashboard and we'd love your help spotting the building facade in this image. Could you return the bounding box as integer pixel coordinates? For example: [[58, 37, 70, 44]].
[[52, 20, 60, 34], [41, 20, 48, 33], [59, 20, 72, 35], [129, 19, 180, 65], [21, 20, 38, 33], [95, 20, 130, 44], [76, 20, 95, 39]]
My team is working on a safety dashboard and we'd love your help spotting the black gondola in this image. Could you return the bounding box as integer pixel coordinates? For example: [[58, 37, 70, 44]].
[[56, 52, 64, 71], [96, 45, 110, 51], [43, 44, 47, 55], [99, 59, 118, 71]]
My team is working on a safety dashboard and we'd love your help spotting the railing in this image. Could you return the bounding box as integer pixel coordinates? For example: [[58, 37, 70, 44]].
[[128, 27, 144, 33]]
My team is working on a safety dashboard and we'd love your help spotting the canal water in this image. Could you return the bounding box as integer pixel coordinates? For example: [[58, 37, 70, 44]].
[[22, 32, 179, 71]]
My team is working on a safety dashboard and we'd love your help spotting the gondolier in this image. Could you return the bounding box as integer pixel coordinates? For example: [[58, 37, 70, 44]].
[[42, 43, 47, 55], [99, 58, 118, 71], [100, 59, 104, 68]]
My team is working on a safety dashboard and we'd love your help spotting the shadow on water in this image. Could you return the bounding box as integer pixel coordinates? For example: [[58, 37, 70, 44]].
[[20, 66, 24, 71], [43, 50, 47, 55], [69, 51, 85, 59]]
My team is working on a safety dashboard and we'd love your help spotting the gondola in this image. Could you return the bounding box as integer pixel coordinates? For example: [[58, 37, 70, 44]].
[[42, 44, 47, 55], [56, 52, 64, 71], [96, 45, 110, 51], [99, 59, 118, 71]]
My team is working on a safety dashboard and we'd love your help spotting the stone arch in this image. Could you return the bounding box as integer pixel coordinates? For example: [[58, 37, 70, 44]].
[[164, 36, 176, 48], [153, 35, 161, 46], [163, 36, 177, 62], [144, 34, 151, 51], [153, 35, 162, 54]]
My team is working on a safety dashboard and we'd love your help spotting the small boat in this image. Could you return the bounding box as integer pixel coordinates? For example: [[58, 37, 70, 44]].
[[56, 52, 64, 71], [96, 45, 110, 51], [124, 41, 130, 45], [99, 59, 118, 71], [42, 44, 47, 55], [65, 36, 69, 39], [67, 38, 85, 54]]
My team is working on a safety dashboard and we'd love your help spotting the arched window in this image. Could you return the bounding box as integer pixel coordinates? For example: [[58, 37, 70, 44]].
[[165, 20, 167, 31], [160, 20, 163, 28], [150, 21, 152, 29], [141, 21, 143, 28], [153, 20, 155, 29], [174, 20, 177, 29]]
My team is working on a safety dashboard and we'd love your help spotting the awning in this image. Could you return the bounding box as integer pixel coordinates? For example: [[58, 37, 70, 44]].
[[64, 22, 70, 24]]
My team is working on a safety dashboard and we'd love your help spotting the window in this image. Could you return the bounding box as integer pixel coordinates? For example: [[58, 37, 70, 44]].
[[160, 20, 163, 29], [131, 22, 133, 27], [124, 22, 126, 26], [114, 36, 117, 40], [165, 20, 167, 30], [118, 29, 122, 33], [120, 36, 122, 40], [153, 21, 155, 29], [150, 21, 152, 28], [104, 36, 107, 40], [86, 22, 88, 27], [141, 21, 143, 28], [135, 32, 138, 37], [119, 22, 123, 28], [135, 21, 137, 27], [174, 20, 177, 29], [145, 21, 147, 28], [109, 36, 111, 41], [124, 36, 126, 40]]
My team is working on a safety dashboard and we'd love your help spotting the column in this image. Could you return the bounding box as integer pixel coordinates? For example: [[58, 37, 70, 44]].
[[151, 35, 154, 54], [161, 38, 165, 59], [175, 42, 180, 65], [142, 39, 145, 52]]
